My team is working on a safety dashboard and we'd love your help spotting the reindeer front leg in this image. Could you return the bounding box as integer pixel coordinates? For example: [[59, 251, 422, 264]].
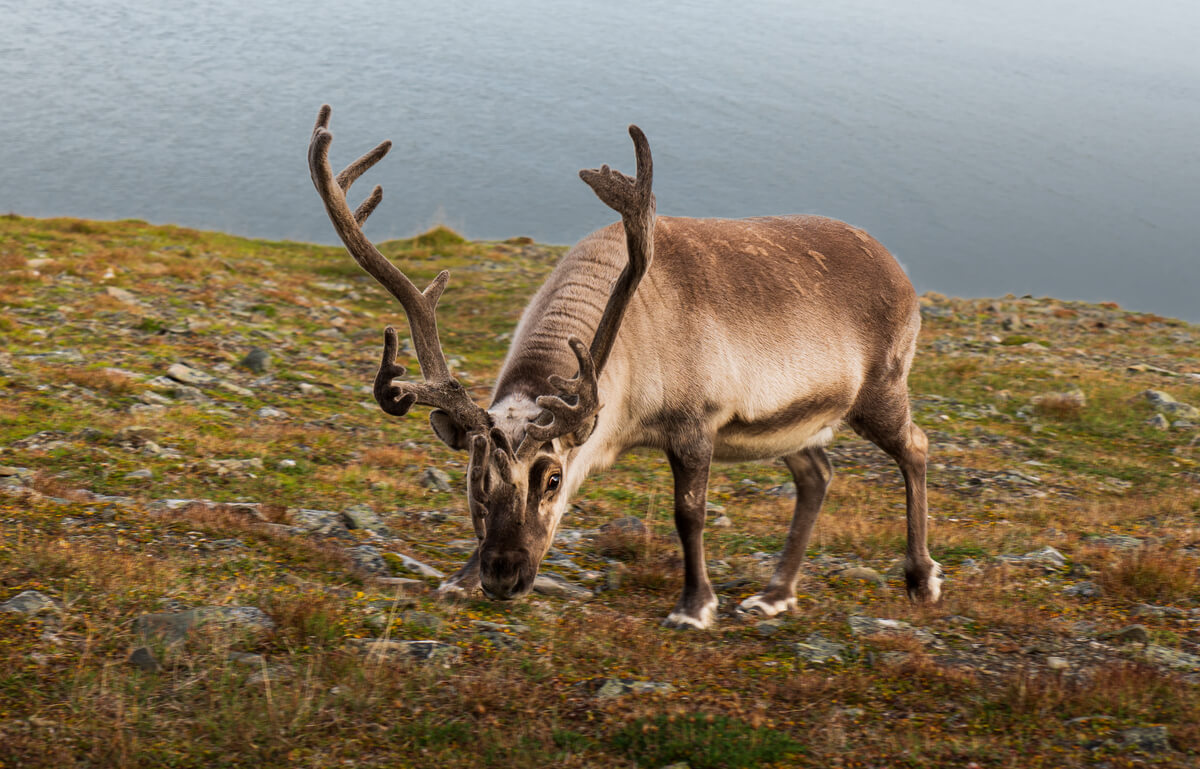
[[435, 548, 481, 598], [662, 434, 718, 630]]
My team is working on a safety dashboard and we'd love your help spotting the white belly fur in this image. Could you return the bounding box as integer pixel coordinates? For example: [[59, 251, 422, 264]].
[[712, 417, 838, 462]]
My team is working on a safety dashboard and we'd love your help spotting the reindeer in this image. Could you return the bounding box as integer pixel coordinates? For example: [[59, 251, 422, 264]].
[[307, 105, 941, 629]]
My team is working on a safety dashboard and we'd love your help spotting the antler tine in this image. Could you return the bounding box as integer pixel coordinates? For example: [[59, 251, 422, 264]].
[[520, 338, 600, 454], [578, 124, 656, 374], [309, 105, 489, 434]]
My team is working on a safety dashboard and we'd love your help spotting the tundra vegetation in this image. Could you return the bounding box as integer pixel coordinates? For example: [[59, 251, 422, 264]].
[[1, 214, 1198, 768]]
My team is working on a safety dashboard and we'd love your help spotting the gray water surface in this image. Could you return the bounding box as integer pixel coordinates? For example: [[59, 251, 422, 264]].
[[2, 0, 1198, 320]]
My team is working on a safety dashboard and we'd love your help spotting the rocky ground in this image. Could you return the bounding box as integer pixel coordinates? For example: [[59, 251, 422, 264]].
[[1, 215, 1198, 768]]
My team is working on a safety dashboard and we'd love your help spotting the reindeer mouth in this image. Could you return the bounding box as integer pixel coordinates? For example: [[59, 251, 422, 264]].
[[480, 576, 534, 601]]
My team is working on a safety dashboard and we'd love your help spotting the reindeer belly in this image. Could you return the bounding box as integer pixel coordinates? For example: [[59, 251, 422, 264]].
[[708, 366, 860, 462], [712, 402, 845, 462]]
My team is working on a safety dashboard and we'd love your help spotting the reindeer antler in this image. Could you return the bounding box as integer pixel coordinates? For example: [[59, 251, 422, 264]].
[[519, 126, 656, 454], [309, 105, 490, 436]]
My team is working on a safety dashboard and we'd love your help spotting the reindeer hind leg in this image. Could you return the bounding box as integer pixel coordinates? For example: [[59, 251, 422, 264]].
[[738, 446, 833, 617]]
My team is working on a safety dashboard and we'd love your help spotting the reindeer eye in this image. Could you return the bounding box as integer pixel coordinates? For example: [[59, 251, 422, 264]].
[[546, 473, 561, 492]]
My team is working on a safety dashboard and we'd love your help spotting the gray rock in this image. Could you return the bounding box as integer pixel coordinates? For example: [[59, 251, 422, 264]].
[[238, 348, 271, 374], [124, 468, 154, 480], [477, 629, 527, 648], [848, 615, 935, 643], [592, 678, 676, 700], [218, 380, 254, 398], [533, 573, 592, 600], [297, 383, 324, 397], [389, 553, 445, 579], [401, 611, 444, 631], [420, 467, 453, 492], [166, 363, 216, 386], [1141, 645, 1200, 671], [227, 651, 266, 667], [710, 515, 733, 529], [246, 665, 294, 685], [290, 508, 346, 536], [1046, 656, 1070, 671], [1147, 413, 1170, 430], [127, 646, 161, 673], [996, 546, 1067, 570], [445, 539, 478, 555], [135, 606, 274, 644], [1064, 581, 1102, 598], [599, 516, 647, 535], [354, 639, 461, 664], [106, 286, 138, 304], [191, 606, 274, 630], [1092, 535, 1143, 550], [256, 406, 287, 418], [364, 613, 391, 632], [348, 545, 390, 575], [372, 577, 427, 592], [1, 590, 58, 615], [1120, 725, 1171, 753], [167, 383, 211, 403], [554, 528, 584, 546], [1142, 390, 1200, 419], [793, 633, 848, 664], [1132, 604, 1188, 618], [1099, 625, 1150, 645], [205, 458, 265, 476], [836, 566, 887, 589], [755, 619, 785, 637], [1032, 390, 1086, 409], [765, 482, 797, 498], [471, 620, 530, 634], [341, 504, 387, 534]]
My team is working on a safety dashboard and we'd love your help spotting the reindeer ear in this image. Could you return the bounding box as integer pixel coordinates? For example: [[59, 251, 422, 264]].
[[430, 410, 469, 450]]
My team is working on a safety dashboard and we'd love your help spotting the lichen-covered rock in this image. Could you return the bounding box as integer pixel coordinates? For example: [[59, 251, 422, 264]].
[[0, 590, 58, 615], [135, 606, 274, 644], [1140, 644, 1200, 671], [348, 545, 391, 575], [341, 504, 388, 534], [420, 467, 452, 492], [385, 553, 445, 579], [793, 633, 848, 664], [836, 566, 887, 589], [353, 639, 460, 664], [532, 573, 592, 600], [589, 678, 676, 699], [1120, 726, 1171, 753], [848, 616, 935, 644], [995, 546, 1067, 570]]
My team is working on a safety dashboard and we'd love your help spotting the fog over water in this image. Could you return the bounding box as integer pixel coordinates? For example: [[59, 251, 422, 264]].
[[2, 0, 1198, 320]]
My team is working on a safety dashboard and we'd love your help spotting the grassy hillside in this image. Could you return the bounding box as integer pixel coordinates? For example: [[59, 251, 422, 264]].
[[1, 214, 1198, 768]]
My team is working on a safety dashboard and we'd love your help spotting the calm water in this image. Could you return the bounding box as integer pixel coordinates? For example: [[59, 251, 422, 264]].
[[2, 0, 1198, 320]]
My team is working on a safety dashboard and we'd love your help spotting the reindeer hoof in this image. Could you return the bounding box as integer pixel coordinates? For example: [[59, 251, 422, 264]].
[[434, 579, 479, 601], [904, 561, 944, 604], [736, 594, 797, 618], [662, 596, 717, 630]]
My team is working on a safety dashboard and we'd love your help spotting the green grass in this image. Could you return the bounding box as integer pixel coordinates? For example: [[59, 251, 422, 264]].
[[609, 713, 803, 768]]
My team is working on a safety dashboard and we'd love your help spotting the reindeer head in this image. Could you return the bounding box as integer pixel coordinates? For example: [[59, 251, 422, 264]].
[[308, 106, 654, 600]]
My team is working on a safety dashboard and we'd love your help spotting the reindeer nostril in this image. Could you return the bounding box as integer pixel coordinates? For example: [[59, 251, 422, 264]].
[[481, 550, 531, 600]]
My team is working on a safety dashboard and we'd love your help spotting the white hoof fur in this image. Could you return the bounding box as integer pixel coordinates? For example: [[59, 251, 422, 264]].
[[737, 594, 796, 618], [435, 578, 477, 600], [906, 560, 944, 604], [662, 598, 718, 630], [925, 562, 944, 603]]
